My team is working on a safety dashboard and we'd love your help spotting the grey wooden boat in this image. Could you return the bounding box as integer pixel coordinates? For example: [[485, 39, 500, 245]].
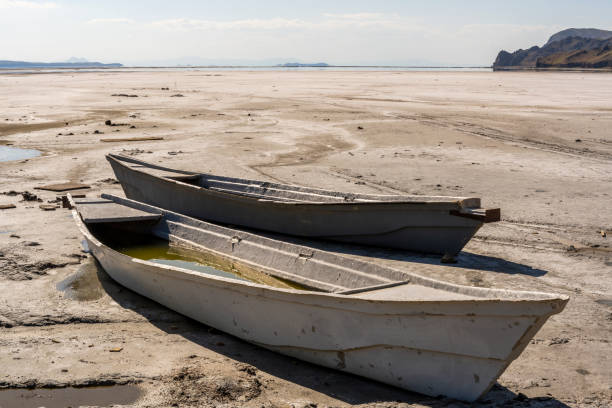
[[70, 193, 566, 402], [107, 154, 500, 256]]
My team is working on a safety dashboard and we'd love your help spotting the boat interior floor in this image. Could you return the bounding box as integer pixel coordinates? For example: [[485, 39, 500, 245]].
[[79, 206, 486, 302], [123, 161, 480, 206]]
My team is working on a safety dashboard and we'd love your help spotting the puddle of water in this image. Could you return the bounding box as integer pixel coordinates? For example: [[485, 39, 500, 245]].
[[0, 384, 142, 408], [92, 227, 307, 290], [595, 299, 612, 307], [57, 259, 106, 301], [0, 146, 41, 162]]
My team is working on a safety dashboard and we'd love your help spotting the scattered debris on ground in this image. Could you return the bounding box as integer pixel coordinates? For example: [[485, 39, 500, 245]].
[[39, 204, 58, 211], [105, 120, 130, 127], [101, 137, 164, 143], [36, 183, 91, 192]]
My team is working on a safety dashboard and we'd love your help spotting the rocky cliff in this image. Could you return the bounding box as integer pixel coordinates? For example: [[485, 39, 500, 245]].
[[493, 28, 612, 69]]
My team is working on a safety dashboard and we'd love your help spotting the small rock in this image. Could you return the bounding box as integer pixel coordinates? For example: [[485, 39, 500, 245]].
[[21, 191, 39, 201], [601, 230, 607, 238], [105, 120, 113, 126], [357, 126, 364, 130], [575, 139, 582, 142], [548, 337, 570, 345], [109, 347, 123, 352]]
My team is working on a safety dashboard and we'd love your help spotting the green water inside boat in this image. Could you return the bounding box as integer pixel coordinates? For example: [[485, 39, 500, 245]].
[[119, 240, 251, 283], [93, 227, 308, 290]]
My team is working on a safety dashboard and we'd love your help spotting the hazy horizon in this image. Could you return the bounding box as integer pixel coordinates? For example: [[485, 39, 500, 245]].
[[1, 0, 611, 66]]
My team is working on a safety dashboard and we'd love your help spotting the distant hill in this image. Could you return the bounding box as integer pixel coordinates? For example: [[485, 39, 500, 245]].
[[0, 60, 122, 69], [493, 28, 612, 69], [545, 28, 612, 45], [276, 62, 329, 67]]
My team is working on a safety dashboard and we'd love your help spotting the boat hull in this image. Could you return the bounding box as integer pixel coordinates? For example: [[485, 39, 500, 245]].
[[109, 158, 483, 255], [71, 195, 565, 401], [74, 223, 563, 400], [88, 241, 553, 401]]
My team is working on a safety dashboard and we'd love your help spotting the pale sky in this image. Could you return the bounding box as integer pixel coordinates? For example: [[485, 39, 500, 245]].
[[1, 0, 611, 66]]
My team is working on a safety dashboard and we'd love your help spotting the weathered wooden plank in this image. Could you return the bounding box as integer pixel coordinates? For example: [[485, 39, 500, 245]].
[[100, 136, 164, 142], [36, 182, 90, 192], [78, 202, 161, 223]]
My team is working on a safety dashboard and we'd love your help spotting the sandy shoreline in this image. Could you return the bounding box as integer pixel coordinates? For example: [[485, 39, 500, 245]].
[[0, 70, 610, 407]]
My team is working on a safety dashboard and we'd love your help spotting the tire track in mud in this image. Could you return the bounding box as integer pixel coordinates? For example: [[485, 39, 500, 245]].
[[247, 124, 361, 183], [475, 220, 611, 257], [391, 113, 612, 161], [326, 169, 411, 194]]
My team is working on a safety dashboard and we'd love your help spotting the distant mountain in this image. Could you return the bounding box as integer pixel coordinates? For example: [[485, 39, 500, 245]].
[[545, 28, 612, 45], [493, 28, 612, 69], [276, 62, 330, 67], [65, 57, 90, 63], [0, 60, 122, 69]]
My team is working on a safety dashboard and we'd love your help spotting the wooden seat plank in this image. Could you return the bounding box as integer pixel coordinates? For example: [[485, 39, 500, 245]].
[[78, 201, 161, 224]]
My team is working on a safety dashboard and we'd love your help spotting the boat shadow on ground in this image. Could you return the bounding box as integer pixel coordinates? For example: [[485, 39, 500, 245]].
[[91, 260, 566, 407], [248, 233, 548, 277]]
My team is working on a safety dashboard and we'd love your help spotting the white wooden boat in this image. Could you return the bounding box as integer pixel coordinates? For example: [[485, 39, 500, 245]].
[[106, 153, 500, 257], [70, 194, 566, 402]]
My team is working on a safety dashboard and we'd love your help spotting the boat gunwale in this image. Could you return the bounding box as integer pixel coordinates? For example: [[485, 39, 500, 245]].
[[106, 153, 483, 208], [70, 193, 568, 309]]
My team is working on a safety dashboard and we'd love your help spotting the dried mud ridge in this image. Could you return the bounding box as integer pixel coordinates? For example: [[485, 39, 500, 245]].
[[0, 374, 144, 390], [0, 314, 122, 329], [167, 361, 261, 407], [0, 251, 74, 281]]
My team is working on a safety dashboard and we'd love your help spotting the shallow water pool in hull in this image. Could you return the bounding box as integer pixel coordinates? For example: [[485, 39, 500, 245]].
[[92, 227, 308, 290], [121, 241, 252, 283]]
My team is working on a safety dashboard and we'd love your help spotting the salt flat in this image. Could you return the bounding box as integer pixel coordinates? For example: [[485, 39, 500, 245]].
[[0, 70, 610, 407]]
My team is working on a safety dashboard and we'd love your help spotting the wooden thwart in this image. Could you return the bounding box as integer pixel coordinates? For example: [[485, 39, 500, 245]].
[[77, 200, 161, 224]]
